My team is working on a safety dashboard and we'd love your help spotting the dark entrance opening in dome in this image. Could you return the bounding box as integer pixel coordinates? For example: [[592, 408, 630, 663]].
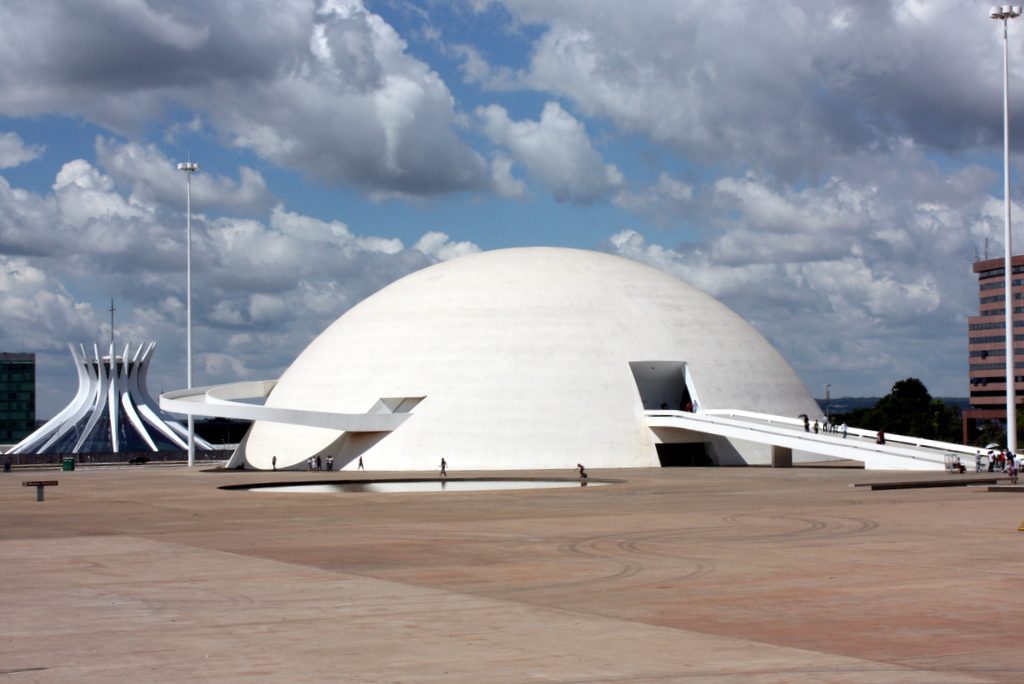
[[656, 442, 712, 467], [629, 361, 691, 411]]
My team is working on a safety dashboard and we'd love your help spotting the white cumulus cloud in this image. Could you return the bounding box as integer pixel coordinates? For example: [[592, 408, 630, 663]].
[[0, 0, 490, 198], [478, 101, 622, 203], [0, 132, 44, 169], [0, 149, 482, 418]]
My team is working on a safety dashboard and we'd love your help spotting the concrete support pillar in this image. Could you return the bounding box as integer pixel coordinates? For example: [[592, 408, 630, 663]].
[[771, 445, 792, 468]]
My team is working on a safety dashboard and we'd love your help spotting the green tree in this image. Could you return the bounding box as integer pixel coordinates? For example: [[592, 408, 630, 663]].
[[833, 378, 961, 442]]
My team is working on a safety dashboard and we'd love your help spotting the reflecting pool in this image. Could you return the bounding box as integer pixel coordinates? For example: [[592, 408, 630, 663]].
[[232, 479, 609, 493]]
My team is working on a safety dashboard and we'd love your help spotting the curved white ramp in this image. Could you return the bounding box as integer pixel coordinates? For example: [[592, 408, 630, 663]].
[[160, 381, 417, 432], [645, 409, 977, 471], [160, 381, 422, 471]]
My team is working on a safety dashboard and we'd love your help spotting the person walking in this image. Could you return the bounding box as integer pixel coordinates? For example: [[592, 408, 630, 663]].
[[326, 455, 334, 472], [272, 455, 277, 471], [840, 423, 848, 439], [357, 456, 364, 471], [440, 457, 447, 478]]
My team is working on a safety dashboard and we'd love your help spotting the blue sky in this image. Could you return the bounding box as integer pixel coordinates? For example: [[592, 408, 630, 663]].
[[0, 0, 1019, 418]]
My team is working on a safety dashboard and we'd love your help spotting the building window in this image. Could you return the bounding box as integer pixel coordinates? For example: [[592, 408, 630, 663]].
[[969, 349, 1024, 358], [978, 306, 1024, 317], [980, 293, 1024, 304], [969, 334, 1024, 344]]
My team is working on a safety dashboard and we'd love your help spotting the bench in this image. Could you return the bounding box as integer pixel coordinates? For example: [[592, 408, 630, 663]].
[[22, 480, 58, 502]]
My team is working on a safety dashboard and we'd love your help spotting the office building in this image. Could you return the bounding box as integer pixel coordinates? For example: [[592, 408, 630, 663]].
[[0, 352, 35, 442], [964, 254, 1024, 441]]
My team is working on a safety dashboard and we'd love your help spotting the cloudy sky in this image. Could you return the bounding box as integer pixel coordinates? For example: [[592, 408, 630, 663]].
[[0, 0, 1016, 418]]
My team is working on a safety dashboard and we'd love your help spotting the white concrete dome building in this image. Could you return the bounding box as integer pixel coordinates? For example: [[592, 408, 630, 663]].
[[222, 247, 821, 471]]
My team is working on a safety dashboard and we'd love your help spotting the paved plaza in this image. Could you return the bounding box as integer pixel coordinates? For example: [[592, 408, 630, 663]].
[[1, 465, 1022, 682]]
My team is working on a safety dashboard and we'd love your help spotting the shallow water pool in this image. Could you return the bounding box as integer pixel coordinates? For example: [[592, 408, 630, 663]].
[[236, 479, 608, 493]]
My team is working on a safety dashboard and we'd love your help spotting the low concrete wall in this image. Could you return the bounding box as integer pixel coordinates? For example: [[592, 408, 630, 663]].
[[3, 450, 232, 466]]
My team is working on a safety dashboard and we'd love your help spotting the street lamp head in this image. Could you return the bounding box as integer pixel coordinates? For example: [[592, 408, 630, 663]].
[[176, 161, 199, 172], [991, 6, 1022, 19]]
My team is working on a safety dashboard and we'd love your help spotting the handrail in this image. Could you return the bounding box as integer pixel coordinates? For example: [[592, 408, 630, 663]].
[[700, 408, 980, 455], [644, 409, 965, 469]]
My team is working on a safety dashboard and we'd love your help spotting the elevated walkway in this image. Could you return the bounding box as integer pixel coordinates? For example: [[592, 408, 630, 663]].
[[644, 409, 980, 471], [160, 380, 421, 433]]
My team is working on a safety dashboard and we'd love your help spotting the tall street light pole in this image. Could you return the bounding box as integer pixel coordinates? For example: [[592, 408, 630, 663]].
[[177, 160, 199, 467], [991, 6, 1021, 456]]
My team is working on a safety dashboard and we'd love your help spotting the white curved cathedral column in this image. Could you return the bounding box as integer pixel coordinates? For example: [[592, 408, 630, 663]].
[[29, 344, 93, 454], [131, 342, 189, 449], [121, 343, 158, 451], [72, 345, 111, 453]]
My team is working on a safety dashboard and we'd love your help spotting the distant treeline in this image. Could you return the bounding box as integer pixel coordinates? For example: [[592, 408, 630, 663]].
[[820, 396, 968, 413]]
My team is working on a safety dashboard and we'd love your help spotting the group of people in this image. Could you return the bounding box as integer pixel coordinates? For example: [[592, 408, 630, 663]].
[[803, 415, 848, 438], [659, 401, 697, 412], [976, 449, 1021, 483], [272, 454, 363, 471], [306, 455, 335, 471]]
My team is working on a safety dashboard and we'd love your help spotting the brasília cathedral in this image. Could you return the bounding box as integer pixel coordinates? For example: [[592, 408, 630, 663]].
[[9, 342, 212, 455]]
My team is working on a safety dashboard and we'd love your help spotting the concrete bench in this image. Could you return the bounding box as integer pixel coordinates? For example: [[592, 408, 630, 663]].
[[23, 480, 58, 501], [851, 477, 1000, 491]]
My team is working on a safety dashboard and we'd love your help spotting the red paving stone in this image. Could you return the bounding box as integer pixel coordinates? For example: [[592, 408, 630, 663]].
[[0, 465, 1021, 682]]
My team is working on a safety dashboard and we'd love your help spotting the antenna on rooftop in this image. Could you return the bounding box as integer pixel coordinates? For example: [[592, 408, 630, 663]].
[[109, 298, 116, 349]]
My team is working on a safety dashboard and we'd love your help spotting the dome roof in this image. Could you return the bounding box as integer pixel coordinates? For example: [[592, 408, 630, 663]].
[[239, 247, 819, 470]]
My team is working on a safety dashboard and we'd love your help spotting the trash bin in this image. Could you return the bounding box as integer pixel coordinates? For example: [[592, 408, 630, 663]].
[[62, 456, 75, 472]]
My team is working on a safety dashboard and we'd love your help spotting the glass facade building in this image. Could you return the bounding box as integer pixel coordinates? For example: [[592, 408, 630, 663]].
[[0, 352, 35, 442]]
